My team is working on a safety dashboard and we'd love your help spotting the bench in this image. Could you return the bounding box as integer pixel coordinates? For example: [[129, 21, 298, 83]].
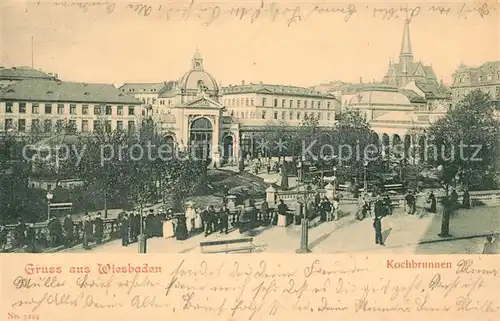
[[200, 237, 255, 254]]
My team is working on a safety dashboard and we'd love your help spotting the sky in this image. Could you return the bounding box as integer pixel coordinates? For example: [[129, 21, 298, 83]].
[[1, 0, 499, 87]]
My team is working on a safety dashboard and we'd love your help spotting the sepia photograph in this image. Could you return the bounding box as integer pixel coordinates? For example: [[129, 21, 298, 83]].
[[0, 0, 499, 257]]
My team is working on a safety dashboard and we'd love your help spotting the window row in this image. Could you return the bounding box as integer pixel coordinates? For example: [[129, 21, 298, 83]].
[[229, 110, 334, 121], [4, 102, 137, 116], [223, 97, 333, 109], [3, 118, 137, 133]]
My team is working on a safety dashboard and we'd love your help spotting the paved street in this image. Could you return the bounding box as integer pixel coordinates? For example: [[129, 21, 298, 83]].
[[63, 204, 499, 255]]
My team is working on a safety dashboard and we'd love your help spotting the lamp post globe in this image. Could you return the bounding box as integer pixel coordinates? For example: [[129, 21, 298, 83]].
[[46, 191, 53, 221]]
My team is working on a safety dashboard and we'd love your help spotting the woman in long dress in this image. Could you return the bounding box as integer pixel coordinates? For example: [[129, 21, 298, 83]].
[[163, 210, 175, 238], [175, 215, 189, 240], [194, 208, 203, 231], [185, 204, 196, 233]]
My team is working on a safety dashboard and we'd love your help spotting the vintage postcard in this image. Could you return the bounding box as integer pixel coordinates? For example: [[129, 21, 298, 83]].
[[0, 0, 499, 320]]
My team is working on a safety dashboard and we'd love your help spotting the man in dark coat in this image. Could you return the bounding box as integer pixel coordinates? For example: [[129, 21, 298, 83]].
[[120, 213, 129, 246], [204, 206, 216, 237], [373, 216, 384, 246], [128, 213, 137, 242], [146, 210, 155, 238], [63, 214, 74, 248], [219, 204, 230, 234], [261, 200, 269, 222], [93, 213, 104, 244], [82, 214, 93, 250], [427, 191, 437, 213], [26, 223, 37, 253], [374, 196, 385, 218], [320, 197, 332, 222], [462, 189, 470, 209]]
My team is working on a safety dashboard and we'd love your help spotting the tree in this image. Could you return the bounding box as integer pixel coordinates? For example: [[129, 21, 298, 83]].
[[331, 110, 382, 186], [426, 90, 500, 192]]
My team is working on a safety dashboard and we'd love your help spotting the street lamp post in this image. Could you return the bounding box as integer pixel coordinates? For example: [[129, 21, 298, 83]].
[[46, 190, 53, 222], [363, 160, 369, 194], [296, 184, 311, 254]]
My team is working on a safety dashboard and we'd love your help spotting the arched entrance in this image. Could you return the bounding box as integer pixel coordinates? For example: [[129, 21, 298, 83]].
[[189, 117, 213, 160], [222, 135, 234, 163]]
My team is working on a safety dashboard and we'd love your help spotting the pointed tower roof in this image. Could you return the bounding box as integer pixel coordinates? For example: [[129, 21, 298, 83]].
[[400, 19, 412, 56], [191, 49, 204, 71]]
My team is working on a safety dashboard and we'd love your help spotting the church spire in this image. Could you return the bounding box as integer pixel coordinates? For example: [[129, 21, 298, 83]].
[[400, 18, 412, 56]]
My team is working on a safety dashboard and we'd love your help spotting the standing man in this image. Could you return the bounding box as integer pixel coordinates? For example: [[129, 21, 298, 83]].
[[462, 189, 471, 209], [146, 210, 155, 238], [260, 200, 269, 222], [48, 217, 57, 247], [63, 214, 74, 248], [93, 212, 104, 245], [427, 191, 437, 213], [120, 213, 129, 247], [219, 204, 230, 234], [374, 195, 385, 218], [373, 215, 384, 246], [26, 223, 37, 253], [82, 213, 93, 250]]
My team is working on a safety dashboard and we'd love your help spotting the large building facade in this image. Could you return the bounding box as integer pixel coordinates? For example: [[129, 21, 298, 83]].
[[120, 51, 341, 164], [451, 61, 500, 107], [0, 70, 144, 134]]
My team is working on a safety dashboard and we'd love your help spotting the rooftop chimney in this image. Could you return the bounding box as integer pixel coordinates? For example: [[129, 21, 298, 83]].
[[241, 80, 245, 85]]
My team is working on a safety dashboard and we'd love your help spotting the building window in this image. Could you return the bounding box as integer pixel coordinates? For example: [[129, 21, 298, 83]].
[[282, 99, 285, 107], [261, 110, 267, 119], [128, 121, 135, 131], [241, 112, 245, 119], [311, 101, 314, 108], [237, 99, 240, 107], [246, 98, 249, 106], [56, 120, 64, 131], [82, 105, 88, 115], [304, 101, 308, 108], [327, 113, 331, 121], [94, 120, 101, 131], [94, 105, 101, 115], [152, 98, 157, 104], [68, 120, 76, 131], [232, 98, 236, 106], [70, 104, 77, 115], [251, 99, 254, 106], [57, 104, 64, 114], [44, 119, 52, 132], [82, 120, 89, 132], [117, 121, 123, 131], [327, 102, 331, 109], [281, 111, 286, 119], [6, 102, 13, 113], [318, 101, 321, 109], [105, 120, 112, 132], [297, 101, 301, 108], [318, 112, 322, 120], [273, 111, 278, 119], [31, 119, 40, 131], [105, 105, 112, 115], [32, 103, 39, 114], [117, 106, 123, 115], [19, 102, 26, 113], [160, 100, 164, 105], [289, 100, 293, 108], [289, 112, 293, 120], [4, 119, 13, 130], [18, 119, 26, 132], [262, 98, 266, 106], [45, 103, 52, 114], [273, 99, 278, 107], [297, 112, 301, 120], [129, 106, 135, 115]]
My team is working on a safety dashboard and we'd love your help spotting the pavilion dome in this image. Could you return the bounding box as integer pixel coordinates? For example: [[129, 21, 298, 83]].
[[178, 50, 219, 94]]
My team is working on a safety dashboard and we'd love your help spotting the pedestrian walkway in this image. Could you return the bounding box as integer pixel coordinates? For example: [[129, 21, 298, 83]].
[[63, 205, 499, 254]]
